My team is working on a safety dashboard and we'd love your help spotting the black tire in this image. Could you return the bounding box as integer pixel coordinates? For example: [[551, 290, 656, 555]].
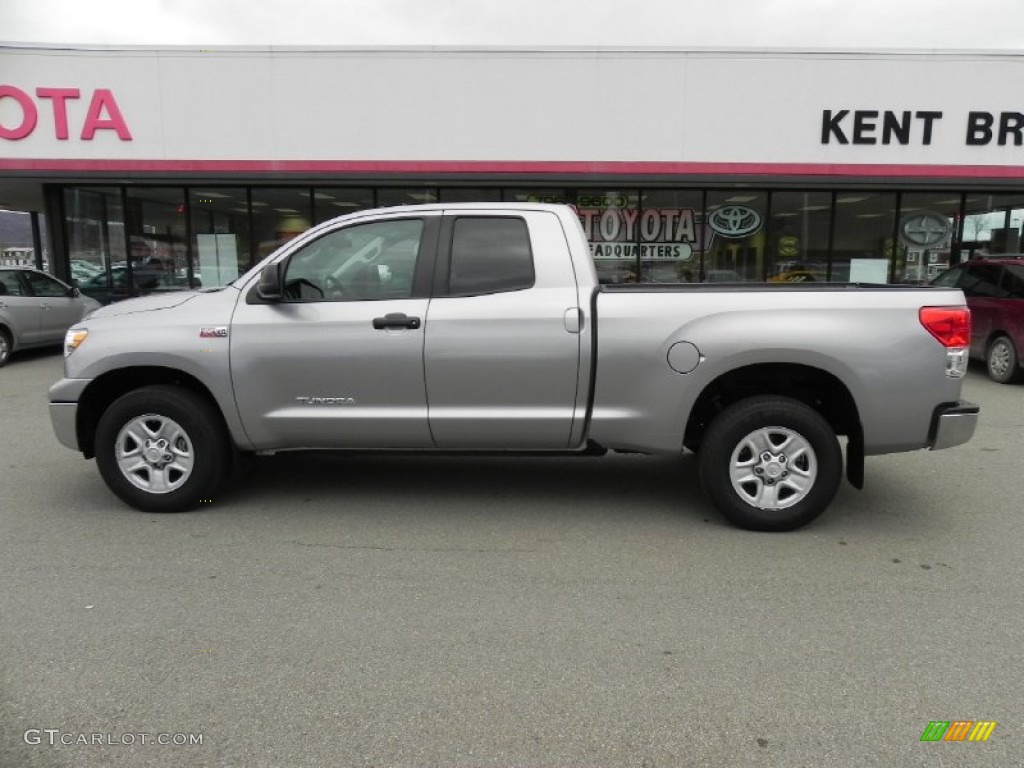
[[0, 327, 11, 367], [697, 396, 842, 532], [95, 385, 231, 512], [986, 335, 1022, 384]]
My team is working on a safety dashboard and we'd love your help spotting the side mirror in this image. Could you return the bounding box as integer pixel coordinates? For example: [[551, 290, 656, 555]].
[[257, 262, 284, 300], [70, 284, 81, 297]]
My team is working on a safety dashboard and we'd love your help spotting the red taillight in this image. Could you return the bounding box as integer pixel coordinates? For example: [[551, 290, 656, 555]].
[[920, 306, 971, 347]]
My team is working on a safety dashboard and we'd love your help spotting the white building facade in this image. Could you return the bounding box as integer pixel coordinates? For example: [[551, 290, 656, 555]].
[[2, 43, 1024, 293]]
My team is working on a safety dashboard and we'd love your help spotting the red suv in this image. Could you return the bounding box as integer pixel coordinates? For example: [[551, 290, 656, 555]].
[[932, 256, 1024, 383]]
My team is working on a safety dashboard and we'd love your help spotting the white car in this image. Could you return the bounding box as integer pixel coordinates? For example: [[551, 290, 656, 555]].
[[0, 267, 102, 366]]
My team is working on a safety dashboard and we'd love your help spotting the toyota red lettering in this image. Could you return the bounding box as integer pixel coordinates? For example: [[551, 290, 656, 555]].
[[0, 86, 132, 141]]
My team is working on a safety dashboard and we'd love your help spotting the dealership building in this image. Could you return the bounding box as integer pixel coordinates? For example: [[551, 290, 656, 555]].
[[2, 43, 1024, 294]]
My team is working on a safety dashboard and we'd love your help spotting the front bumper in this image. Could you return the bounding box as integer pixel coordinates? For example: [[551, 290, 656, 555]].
[[48, 378, 91, 452], [50, 402, 79, 451], [928, 400, 980, 450]]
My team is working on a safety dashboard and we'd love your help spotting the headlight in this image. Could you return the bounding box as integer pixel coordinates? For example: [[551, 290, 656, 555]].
[[64, 328, 88, 357]]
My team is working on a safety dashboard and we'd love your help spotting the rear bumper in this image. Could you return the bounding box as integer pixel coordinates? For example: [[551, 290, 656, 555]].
[[928, 401, 980, 450]]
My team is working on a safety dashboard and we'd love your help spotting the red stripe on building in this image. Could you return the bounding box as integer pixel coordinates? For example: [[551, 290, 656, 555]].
[[2, 158, 1024, 178]]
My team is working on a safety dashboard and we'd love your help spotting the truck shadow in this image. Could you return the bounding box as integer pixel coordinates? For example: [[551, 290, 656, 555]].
[[230, 450, 720, 526], [221, 450, 929, 533]]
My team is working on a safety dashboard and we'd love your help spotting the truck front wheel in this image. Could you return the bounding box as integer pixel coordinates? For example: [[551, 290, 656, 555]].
[[95, 385, 231, 512], [698, 396, 842, 532]]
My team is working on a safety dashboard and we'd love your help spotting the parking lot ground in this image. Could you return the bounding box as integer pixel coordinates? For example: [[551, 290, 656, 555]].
[[1, 348, 1022, 767]]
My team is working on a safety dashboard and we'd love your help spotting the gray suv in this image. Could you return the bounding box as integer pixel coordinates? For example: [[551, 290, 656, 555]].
[[0, 268, 101, 366]]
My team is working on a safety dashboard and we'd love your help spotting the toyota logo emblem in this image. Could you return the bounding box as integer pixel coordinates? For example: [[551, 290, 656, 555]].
[[708, 205, 763, 239]]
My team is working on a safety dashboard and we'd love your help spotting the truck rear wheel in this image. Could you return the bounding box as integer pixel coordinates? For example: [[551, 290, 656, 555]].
[[95, 385, 231, 512], [698, 396, 842, 532]]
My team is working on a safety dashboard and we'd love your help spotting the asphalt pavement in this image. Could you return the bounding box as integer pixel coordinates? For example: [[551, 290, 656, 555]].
[[1, 347, 1021, 768]]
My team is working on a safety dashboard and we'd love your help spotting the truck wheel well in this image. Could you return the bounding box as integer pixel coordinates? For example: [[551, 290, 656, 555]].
[[684, 363, 862, 453], [76, 367, 222, 459]]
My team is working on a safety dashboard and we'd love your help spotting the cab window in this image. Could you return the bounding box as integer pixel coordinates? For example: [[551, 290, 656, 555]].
[[448, 217, 534, 296], [282, 219, 424, 302]]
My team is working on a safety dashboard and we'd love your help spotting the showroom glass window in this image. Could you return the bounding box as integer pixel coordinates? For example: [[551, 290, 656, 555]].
[[703, 191, 768, 282], [639, 190, 705, 283], [961, 192, 1024, 258], [577, 189, 640, 284], [440, 188, 502, 204], [63, 187, 126, 284], [502, 189, 568, 205], [125, 187, 188, 294], [830, 193, 898, 283], [312, 188, 374, 225], [251, 188, 314, 262], [895, 193, 961, 283], [189, 189, 251, 288], [377, 187, 438, 208], [766, 192, 832, 282]]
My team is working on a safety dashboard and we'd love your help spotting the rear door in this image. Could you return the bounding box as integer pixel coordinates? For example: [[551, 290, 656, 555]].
[[423, 210, 583, 449]]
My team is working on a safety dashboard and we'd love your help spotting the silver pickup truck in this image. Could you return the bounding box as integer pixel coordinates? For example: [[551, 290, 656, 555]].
[[49, 203, 978, 531]]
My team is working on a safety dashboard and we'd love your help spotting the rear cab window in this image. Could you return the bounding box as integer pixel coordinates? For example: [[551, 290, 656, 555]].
[[447, 217, 534, 296]]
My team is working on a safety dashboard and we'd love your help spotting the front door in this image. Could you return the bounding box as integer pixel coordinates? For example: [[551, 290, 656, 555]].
[[230, 215, 439, 450]]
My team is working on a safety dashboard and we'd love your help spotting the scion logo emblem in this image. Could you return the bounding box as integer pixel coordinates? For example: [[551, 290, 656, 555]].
[[902, 212, 950, 246], [708, 205, 763, 238]]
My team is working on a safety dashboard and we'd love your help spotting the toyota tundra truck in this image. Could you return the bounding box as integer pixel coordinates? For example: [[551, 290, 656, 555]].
[[49, 203, 979, 531]]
